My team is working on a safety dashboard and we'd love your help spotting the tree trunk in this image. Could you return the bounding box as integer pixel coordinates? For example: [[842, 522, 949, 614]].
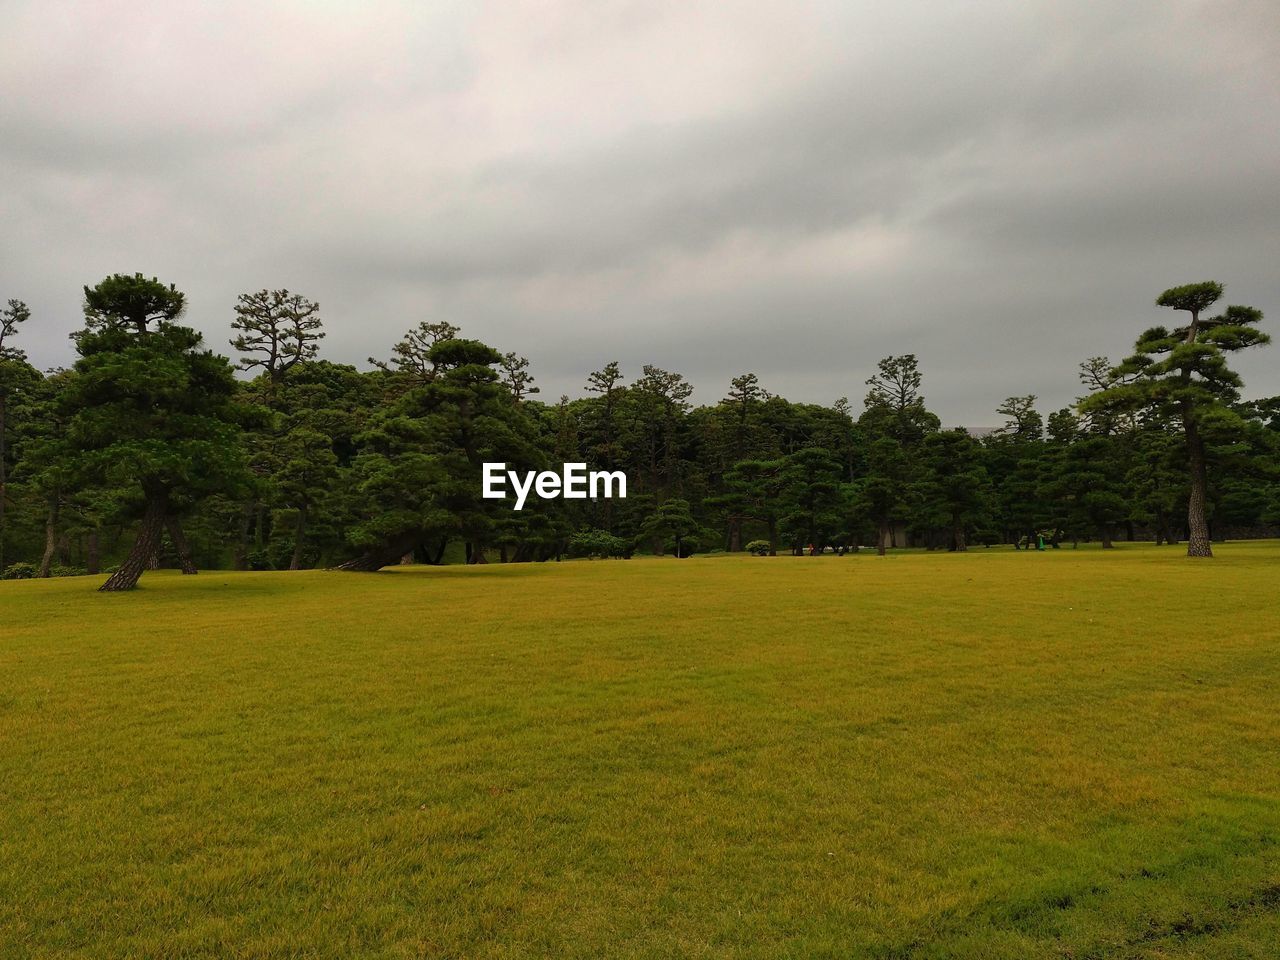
[[727, 518, 742, 553], [166, 516, 198, 574], [333, 532, 422, 572], [1101, 524, 1113, 549], [1184, 417, 1213, 557], [430, 539, 447, 565], [39, 498, 59, 577], [952, 521, 967, 552], [101, 492, 169, 591], [234, 503, 253, 570], [767, 516, 778, 556], [290, 504, 308, 571], [86, 529, 101, 575], [877, 521, 889, 556]]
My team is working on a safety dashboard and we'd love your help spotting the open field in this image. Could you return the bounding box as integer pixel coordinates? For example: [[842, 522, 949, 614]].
[[2, 544, 1279, 958]]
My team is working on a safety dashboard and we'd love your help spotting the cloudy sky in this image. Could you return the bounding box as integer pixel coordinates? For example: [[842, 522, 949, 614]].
[[2, 0, 1277, 424]]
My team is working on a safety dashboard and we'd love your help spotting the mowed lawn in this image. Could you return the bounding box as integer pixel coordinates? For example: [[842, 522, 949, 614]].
[[1, 545, 1279, 959]]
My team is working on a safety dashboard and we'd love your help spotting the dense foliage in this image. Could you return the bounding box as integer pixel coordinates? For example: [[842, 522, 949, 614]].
[[0, 277, 1275, 584]]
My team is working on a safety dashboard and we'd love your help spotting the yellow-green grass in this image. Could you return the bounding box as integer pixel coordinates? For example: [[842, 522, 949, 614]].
[[2, 544, 1279, 959]]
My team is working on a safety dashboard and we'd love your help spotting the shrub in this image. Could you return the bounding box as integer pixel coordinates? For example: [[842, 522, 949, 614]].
[[49, 564, 89, 578], [568, 529, 630, 559], [664, 534, 706, 558], [246, 549, 275, 571], [2, 562, 37, 580], [745, 540, 772, 556]]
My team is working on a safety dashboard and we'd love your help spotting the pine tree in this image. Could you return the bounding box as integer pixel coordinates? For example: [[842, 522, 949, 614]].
[[230, 289, 325, 382], [1082, 282, 1268, 556], [65, 275, 252, 590]]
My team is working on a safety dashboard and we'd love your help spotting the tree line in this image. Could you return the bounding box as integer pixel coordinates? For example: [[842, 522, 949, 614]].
[[0, 276, 1274, 590]]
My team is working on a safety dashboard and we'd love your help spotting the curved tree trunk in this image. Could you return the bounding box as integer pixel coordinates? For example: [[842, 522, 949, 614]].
[[332, 532, 422, 572], [166, 516, 198, 574], [39, 498, 59, 577], [101, 492, 169, 591], [1184, 418, 1213, 557]]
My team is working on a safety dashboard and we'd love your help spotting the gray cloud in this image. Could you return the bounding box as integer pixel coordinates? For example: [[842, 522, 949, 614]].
[[1, 0, 1277, 424]]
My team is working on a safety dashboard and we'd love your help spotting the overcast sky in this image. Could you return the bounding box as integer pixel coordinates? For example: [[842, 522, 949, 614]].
[[2, 0, 1277, 424]]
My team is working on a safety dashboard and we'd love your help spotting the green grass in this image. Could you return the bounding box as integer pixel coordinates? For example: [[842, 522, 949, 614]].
[[2, 543, 1279, 959]]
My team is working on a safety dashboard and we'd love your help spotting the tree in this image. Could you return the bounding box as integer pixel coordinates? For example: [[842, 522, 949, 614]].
[[0, 299, 28, 360], [985, 397, 1050, 547], [581, 362, 628, 529], [777, 448, 844, 554], [64, 275, 252, 590], [500, 352, 539, 403], [273, 424, 338, 570], [1082, 282, 1269, 556], [230, 289, 325, 382], [723, 373, 769, 461], [584, 362, 625, 468], [82, 274, 184, 334], [17, 370, 76, 577], [994, 395, 1043, 441], [629, 365, 694, 494], [634, 498, 701, 557], [708, 373, 774, 548], [0, 299, 34, 569], [1041, 434, 1129, 548], [1126, 421, 1185, 545], [370, 321, 460, 388], [853, 438, 912, 555], [717, 458, 785, 555], [861, 354, 940, 445], [912, 430, 992, 551], [336, 338, 543, 571]]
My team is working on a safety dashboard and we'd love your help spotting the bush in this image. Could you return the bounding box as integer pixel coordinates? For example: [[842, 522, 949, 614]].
[[568, 529, 630, 559], [49, 564, 89, 578], [246, 549, 275, 571], [745, 540, 772, 556], [665, 534, 706, 558], [2, 562, 36, 580]]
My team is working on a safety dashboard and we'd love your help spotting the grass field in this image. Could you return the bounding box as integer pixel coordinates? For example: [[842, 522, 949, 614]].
[[2, 543, 1279, 958]]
